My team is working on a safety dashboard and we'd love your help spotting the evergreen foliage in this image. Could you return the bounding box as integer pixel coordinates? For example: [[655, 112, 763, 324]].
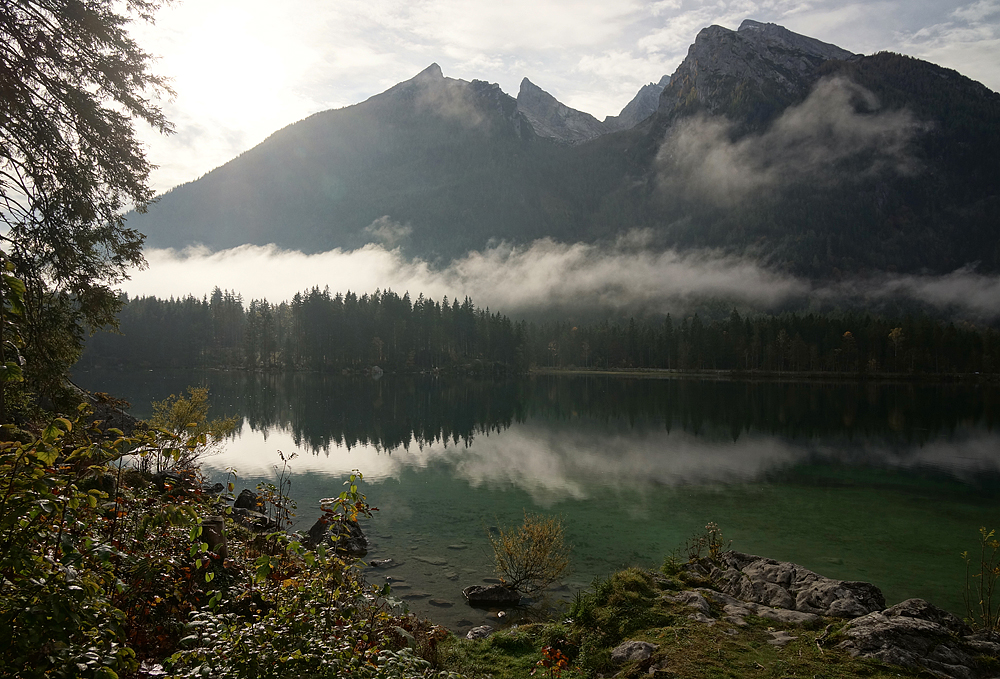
[[79, 287, 526, 373], [79, 291, 1000, 378], [525, 311, 1000, 376], [0, 0, 172, 405]]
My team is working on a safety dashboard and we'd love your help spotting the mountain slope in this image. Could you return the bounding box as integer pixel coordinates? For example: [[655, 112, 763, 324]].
[[130, 23, 1000, 277], [140, 64, 585, 254], [516, 75, 672, 141], [515, 78, 607, 143], [604, 75, 671, 131]]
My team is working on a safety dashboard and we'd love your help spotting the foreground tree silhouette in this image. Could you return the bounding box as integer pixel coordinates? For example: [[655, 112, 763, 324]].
[[0, 0, 173, 406]]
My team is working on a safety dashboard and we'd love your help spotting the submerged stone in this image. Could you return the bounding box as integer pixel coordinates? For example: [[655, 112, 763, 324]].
[[462, 584, 521, 605]]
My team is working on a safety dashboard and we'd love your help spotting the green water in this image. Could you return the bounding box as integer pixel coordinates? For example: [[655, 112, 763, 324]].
[[73, 370, 1000, 632]]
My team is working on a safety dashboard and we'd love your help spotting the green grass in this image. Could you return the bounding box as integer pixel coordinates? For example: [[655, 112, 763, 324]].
[[439, 567, 931, 679]]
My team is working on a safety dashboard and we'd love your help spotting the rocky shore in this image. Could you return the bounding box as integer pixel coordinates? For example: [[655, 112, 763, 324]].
[[580, 552, 1000, 679], [449, 551, 1000, 679]]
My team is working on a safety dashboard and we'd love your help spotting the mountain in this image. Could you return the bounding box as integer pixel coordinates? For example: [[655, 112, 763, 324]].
[[516, 75, 671, 142], [515, 78, 607, 143], [132, 21, 1000, 277], [604, 75, 671, 132], [658, 19, 858, 128], [137, 63, 567, 255]]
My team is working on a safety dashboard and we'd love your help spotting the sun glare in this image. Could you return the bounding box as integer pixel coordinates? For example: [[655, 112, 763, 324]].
[[170, 11, 292, 124]]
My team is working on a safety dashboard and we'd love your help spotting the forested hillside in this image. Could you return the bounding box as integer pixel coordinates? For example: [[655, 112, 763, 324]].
[[79, 291, 1000, 377], [80, 287, 526, 372]]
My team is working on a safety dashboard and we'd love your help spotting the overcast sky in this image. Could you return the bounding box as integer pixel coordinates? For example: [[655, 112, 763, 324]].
[[131, 0, 1000, 195]]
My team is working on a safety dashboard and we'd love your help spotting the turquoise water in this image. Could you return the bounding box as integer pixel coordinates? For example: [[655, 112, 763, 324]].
[[74, 370, 1000, 632]]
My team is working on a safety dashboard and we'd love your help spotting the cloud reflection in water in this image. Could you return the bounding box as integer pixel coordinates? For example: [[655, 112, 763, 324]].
[[209, 420, 1000, 504]]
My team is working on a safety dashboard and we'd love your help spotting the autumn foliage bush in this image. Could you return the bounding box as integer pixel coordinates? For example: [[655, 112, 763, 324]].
[[0, 406, 214, 677], [0, 403, 459, 678], [488, 513, 570, 596]]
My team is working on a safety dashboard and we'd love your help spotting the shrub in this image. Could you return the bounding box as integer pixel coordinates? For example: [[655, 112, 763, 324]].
[[684, 521, 731, 561], [164, 478, 458, 679], [488, 512, 570, 596], [963, 526, 1000, 631], [0, 394, 458, 679], [143, 387, 237, 473], [568, 568, 673, 643], [0, 406, 219, 677]]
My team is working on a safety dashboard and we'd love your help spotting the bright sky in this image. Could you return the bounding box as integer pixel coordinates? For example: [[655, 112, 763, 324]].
[[131, 0, 1000, 195]]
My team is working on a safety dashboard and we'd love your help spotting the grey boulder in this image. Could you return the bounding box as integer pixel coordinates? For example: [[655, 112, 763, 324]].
[[837, 598, 991, 679], [462, 584, 521, 605], [703, 551, 885, 618], [610, 640, 659, 664]]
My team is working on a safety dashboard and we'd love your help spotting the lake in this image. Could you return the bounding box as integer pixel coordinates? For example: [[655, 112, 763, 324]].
[[73, 369, 1000, 633]]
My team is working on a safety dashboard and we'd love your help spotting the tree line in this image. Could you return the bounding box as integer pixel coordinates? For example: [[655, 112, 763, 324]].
[[526, 310, 1000, 376], [79, 287, 526, 373], [78, 289, 1000, 377]]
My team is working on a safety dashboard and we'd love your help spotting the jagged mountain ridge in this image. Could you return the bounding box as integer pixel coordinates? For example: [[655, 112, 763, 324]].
[[604, 75, 671, 132], [657, 19, 859, 129], [516, 74, 671, 143], [516, 77, 607, 143], [133, 20, 1000, 277]]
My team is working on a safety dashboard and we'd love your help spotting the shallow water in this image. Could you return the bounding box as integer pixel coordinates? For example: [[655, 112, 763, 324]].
[[74, 370, 1000, 633]]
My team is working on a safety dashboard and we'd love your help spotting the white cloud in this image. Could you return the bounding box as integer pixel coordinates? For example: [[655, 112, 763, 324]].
[[656, 77, 927, 205], [125, 234, 1000, 321], [826, 267, 1000, 320], [127, 237, 809, 315], [951, 0, 1000, 23], [363, 216, 413, 247]]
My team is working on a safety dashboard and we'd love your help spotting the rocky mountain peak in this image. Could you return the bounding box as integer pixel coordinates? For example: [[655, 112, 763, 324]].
[[658, 20, 857, 122], [737, 19, 856, 61], [415, 62, 444, 80], [604, 74, 671, 131], [516, 78, 607, 144]]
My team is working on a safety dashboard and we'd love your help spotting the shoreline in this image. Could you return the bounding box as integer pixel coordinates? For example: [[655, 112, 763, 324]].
[[529, 366, 997, 383]]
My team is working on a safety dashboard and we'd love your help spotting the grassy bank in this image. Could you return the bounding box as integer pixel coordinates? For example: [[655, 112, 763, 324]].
[[439, 567, 924, 679]]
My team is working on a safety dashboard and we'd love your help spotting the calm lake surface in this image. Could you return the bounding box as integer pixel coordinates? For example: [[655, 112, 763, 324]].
[[73, 369, 1000, 633]]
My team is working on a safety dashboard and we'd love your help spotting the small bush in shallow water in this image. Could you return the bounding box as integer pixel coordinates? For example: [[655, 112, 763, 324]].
[[488, 512, 570, 596]]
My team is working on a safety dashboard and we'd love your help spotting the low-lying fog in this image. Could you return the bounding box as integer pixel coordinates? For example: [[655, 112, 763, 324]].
[[126, 235, 1000, 321]]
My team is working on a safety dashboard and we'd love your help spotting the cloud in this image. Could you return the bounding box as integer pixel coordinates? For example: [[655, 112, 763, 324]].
[[656, 77, 927, 206], [951, 0, 1000, 23], [896, 1, 1000, 94], [412, 74, 488, 126], [825, 266, 1000, 320], [363, 216, 413, 247], [128, 235, 809, 315], [126, 234, 1000, 322]]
